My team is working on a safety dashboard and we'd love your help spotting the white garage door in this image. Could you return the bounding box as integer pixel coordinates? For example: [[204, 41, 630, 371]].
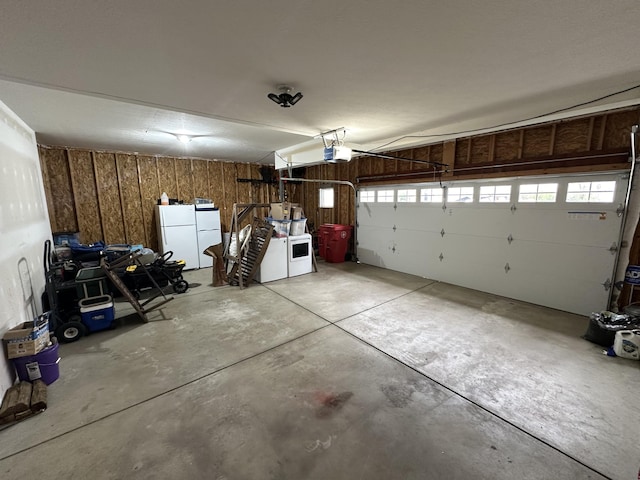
[[357, 172, 629, 316]]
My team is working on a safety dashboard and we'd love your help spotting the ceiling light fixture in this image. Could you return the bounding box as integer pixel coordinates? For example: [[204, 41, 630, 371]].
[[176, 134, 192, 144], [267, 85, 303, 108]]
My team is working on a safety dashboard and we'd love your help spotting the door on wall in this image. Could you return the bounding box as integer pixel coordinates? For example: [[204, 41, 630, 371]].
[[357, 172, 629, 316]]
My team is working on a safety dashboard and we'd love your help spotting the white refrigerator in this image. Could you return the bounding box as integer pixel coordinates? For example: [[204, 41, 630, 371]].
[[195, 204, 222, 268], [155, 204, 199, 270]]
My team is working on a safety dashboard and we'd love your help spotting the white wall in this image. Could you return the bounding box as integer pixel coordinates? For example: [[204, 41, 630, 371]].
[[0, 99, 51, 398]]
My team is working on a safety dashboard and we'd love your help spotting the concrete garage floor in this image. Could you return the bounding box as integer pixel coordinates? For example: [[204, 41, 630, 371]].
[[0, 262, 638, 479]]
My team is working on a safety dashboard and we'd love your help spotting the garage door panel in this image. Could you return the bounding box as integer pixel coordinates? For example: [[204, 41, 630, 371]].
[[512, 207, 619, 246], [396, 204, 443, 232], [441, 206, 514, 237], [357, 225, 395, 268], [440, 235, 509, 265], [357, 203, 395, 226], [356, 172, 628, 315], [391, 229, 441, 278], [438, 235, 511, 289], [507, 241, 613, 284], [499, 267, 608, 315]]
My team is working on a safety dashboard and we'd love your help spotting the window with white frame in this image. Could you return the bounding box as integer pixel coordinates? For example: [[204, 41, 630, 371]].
[[319, 187, 334, 208], [447, 186, 474, 203], [397, 189, 417, 203], [479, 185, 511, 203], [566, 181, 616, 203], [518, 183, 558, 203], [359, 190, 375, 203], [420, 188, 443, 203], [377, 190, 395, 203]]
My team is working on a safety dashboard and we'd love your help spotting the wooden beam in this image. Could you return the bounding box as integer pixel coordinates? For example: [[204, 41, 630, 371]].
[[115, 154, 129, 244], [206, 160, 212, 200], [30, 380, 47, 412], [518, 130, 524, 159], [587, 117, 595, 150], [234, 163, 240, 205], [156, 155, 162, 193], [135, 156, 149, 248], [443, 140, 456, 169], [466, 139, 472, 164], [67, 148, 82, 235], [91, 151, 108, 243], [598, 114, 608, 150], [173, 157, 178, 196], [549, 124, 557, 156], [488, 135, 496, 163]]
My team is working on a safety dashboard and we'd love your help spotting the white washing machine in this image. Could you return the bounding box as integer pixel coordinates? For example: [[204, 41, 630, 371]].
[[288, 234, 313, 277], [256, 237, 288, 283]]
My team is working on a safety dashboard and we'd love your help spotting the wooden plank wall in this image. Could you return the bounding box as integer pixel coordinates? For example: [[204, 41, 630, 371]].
[[39, 148, 276, 251], [288, 107, 640, 229]]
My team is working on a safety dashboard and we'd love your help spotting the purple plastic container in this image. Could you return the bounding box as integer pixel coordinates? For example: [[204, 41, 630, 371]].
[[12, 340, 60, 385]]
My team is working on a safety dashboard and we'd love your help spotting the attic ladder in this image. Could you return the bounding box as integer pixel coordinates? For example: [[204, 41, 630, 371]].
[[228, 217, 274, 288], [100, 252, 174, 322]]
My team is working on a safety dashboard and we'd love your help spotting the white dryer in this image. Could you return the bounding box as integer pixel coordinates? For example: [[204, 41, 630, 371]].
[[256, 237, 288, 283], [288, 234, 312, 277]]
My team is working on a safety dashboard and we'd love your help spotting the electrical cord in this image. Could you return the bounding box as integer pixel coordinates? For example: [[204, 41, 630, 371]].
[[373, 83, 640, 151]]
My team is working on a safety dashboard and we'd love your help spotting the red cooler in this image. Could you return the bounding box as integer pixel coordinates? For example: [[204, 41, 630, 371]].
[[324, 224, 353, 263]]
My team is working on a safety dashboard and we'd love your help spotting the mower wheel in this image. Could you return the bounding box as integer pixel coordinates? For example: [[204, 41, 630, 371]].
[[56, 321, 87, 343], [173, 280, 189, 294]]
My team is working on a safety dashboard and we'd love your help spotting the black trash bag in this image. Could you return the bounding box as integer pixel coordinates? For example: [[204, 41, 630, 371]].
[[583, 311, 640, 347]]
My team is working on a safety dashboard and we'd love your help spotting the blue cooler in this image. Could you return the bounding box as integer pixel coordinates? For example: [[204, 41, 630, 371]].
[[79, 295, 115, 332]]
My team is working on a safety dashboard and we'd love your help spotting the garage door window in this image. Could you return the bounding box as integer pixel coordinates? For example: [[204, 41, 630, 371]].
[[518, 183, 558, 203], [420, 188, 443, 203], [447, 187, 474, 203], [377, 190, 395, 203], [480, 185, 511, 203], [397, 189, 417, 202], [566, 181, 616, 203], [360, 190, 375, 203]]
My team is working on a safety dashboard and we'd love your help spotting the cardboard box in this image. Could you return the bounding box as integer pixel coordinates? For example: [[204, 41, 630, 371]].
[[3, 314, 50, 359], [270, 202, 291, 220], [292, 207, 303, 220]]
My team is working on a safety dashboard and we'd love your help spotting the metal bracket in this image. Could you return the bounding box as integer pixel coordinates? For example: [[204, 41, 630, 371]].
[[608, 242, 618, 255], [504, 263, 510, 273], [391, 245, 396, 253], [507, 234, 513, 245], [439, 253, 444, 262], [616, 204, 625, 217], [602, 278, 612, 291], [442, 204, 447, 212], [394, 203, 398, 210], [510, 204, 517, 214], [393, 225, 397, 232], [440, 228, 445, 237]]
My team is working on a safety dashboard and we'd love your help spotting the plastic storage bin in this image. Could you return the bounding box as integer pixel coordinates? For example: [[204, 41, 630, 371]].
[[80, 295, 115, 332], [322, 224, 353, 263], [12, 339, 60, 385], [266, 217, 291, 237], [289, 218, 307, 236]]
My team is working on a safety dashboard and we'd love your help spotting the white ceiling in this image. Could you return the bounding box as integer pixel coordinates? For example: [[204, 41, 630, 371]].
[[1, 0, 640, 164]]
